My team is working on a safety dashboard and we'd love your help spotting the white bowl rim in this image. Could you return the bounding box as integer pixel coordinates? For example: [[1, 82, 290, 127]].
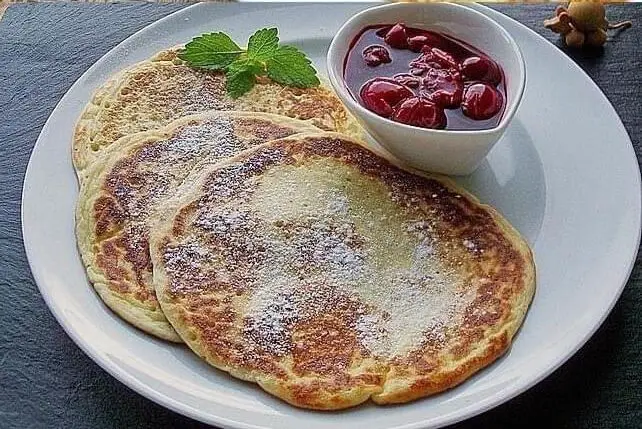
[[326, 2, 527, 136]]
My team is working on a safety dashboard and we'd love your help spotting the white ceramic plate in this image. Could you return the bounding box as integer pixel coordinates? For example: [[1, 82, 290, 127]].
[[22, 3, 640, 429]]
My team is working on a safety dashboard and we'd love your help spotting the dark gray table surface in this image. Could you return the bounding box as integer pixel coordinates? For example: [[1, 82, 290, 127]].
[[1, 3, 640, 428]]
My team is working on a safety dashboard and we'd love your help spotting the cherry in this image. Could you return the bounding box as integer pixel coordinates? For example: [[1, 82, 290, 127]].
[[393, 73, 420, 88], [407, 34, 441, 52], [419, 68, 464, 109], [461, 56, 501, 85], [360, 78, 413, 118], [384, 23, 409, 49], [391, 97, 447, 129], [461, 83, 503, 120], [362, 45, 391, 67]]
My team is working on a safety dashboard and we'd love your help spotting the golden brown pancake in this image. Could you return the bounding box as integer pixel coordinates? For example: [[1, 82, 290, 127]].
[[150, 132, 535, 408], [73, 47, 362, 175], [76, 111, 319, 341]]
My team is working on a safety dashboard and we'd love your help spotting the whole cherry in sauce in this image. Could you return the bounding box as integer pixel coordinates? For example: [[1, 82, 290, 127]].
[[343, 22, 506, 130], [360, 78, 413, 117], [461, 56, 501, 85], [383, 23, 409, 49], [461, 83, 503, 120], [392, 97, 446, 129]]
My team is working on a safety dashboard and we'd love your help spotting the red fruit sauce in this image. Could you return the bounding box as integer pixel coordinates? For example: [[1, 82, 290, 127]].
[[344, 23, 507, 130]]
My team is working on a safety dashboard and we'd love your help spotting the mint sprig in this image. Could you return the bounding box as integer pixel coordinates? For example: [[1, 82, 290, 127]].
[[178, 32, 243, 70], [179, 28, 320, 98]]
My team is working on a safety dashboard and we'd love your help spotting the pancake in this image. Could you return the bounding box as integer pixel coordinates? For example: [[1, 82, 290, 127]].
[[73, 47, 363, 175], [150, 132, 535, 408], [76, 111, 320, 341]]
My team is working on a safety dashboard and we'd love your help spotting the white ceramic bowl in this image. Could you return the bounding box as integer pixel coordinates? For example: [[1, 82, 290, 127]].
[[327, 3, 526, 175]]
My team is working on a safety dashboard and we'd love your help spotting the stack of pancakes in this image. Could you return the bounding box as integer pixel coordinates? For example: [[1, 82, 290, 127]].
[[75, 47, 535, 409]]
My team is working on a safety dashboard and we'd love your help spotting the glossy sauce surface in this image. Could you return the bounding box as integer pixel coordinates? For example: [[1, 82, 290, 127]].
[[344, 24, 507, 130]]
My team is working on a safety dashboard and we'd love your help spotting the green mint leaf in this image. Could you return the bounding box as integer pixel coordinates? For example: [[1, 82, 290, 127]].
[[180, 28, 319, 98], [265, 45, 320, 88], [228, 56, 266, 77], [225, 64, 256, 98], [247, 28, 279, 61], [179, 32, 244, 70]]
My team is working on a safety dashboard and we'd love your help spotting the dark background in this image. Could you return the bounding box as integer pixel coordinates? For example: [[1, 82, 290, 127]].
[[0, 3, 640, 428]]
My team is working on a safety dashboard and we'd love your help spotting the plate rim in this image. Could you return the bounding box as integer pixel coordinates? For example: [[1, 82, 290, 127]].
[[21, 3, 641, 429]]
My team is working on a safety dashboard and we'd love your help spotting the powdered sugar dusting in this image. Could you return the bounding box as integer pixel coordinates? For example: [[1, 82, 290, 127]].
[[327, 191, 349, 215], [164, 118, 238, 160], [289, 219, 366, 278], [354, 264, 473, 357], [239, 213, 367, 355], [242, 262, 362, 356], [162, 158, 477, 359], [239, 213, 472, 358], [204, 147, 286, 201], [355, 313, 386, 354], [111, 117, 240, 221], [195, 208, 256, 235], [243, 275, 299, 355], [463, 238, 483, 254], [179, 72, 233, 115], [163, 239, 210, 293], [102, 116, 296, 287]]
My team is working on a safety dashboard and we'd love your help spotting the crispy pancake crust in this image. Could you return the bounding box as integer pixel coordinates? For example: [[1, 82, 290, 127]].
[[73, 47, 363, 174], [150, 132, 535, 408], [76, 112, 319, 341]]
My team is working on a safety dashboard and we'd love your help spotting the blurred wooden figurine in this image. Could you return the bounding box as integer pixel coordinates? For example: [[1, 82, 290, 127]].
[[544, 1, 632, 48]]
